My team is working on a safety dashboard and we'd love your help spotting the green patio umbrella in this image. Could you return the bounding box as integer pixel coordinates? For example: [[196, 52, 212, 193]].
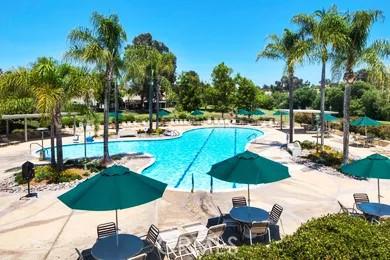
[[58, 165, 167, 230], [237, 108, 250, 116], [251, 109, 265, 116], [351, 116, 380, 127], [273, 110, 288, 116], [191, 109, 204, 116], [158, 109, 170, 117], [206, 151, 290, 205], [351, 116, 381, 143], [324, 114, 338, 122], [341, 154, 390, 203], [273, 110, 288, 130]]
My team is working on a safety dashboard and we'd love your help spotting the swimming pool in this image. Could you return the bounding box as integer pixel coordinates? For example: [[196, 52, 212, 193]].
[[44, 127, 263, 191]]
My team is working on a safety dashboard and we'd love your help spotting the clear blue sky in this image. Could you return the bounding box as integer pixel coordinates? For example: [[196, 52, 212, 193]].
[[1, 0, 389, 85]]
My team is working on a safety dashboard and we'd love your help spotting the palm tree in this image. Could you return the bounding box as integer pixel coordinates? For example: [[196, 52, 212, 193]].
[[257, 29, 310, 142], [66, 12, 126, 165], [293, 6, 348, 149], [124, 45, 175, 131], [332, 10, 389, 164], [31, 57, 91, 171]]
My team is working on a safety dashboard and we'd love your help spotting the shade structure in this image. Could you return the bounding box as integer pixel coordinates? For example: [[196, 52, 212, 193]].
[[158, 109, 170, 117], [324, 114, 338, 122], [251, 109, 265, 116], [237, 109, 250, 115], [341, 154, 390, 203], [206, 151, 290, 205], [191, 109, 204, 116], [351, 116, 381, 127], [58, 165, 167, 229]]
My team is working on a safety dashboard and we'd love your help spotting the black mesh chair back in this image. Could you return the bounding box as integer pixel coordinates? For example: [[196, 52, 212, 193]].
[[232, 196, 247, 207], [146, 224, 159, 245], [269, 204, 283, 224], [97, 222, 116, 239], [353, 193, 369, 204]]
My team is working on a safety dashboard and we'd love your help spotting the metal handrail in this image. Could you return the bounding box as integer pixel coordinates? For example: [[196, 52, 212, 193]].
[[29, 142, 43, 154]]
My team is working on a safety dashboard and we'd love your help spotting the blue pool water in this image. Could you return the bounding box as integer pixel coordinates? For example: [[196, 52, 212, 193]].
[[44, 127, 263, 191]]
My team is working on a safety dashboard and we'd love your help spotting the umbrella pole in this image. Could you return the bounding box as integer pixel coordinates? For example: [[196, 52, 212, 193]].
[[115, 209, 119, 247], [247, 184, 250, 206], [378, 179, 381, 203], [115, 209, 119, 231], [365, 126, 367, 147]]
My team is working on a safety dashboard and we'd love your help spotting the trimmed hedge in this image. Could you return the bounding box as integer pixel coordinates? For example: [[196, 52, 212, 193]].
[[202, 214, 390, 259]]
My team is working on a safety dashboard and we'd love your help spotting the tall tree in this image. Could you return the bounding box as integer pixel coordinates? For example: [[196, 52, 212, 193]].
[[293, 6, 348, 149], [66, 12, 126, 165], [258, 29, 310, 142], [332, 10, 389, 164], [175, 71, 204, 111], [211, 63, 235, 118], [234, 74, 259, 112]]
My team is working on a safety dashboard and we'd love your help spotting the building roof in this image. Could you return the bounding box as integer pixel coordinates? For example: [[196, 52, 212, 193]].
[[278, 109, 338, 115]]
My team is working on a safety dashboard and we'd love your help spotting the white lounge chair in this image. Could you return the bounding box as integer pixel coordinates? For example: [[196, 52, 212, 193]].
[[165, 231, 199, 260], [182, 223, 227, 255]]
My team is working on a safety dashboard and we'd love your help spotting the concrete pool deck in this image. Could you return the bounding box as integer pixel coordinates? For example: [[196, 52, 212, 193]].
[[0, 124, 389, 259]]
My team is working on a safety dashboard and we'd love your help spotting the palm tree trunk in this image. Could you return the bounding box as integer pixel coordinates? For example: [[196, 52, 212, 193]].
[[54, 106, 63, 172], [114, 80, 119, 135], [50, 118, 56, 167], [148, 68, 154, 133], [342, 82, 352, 164], [155, 80, 160, 129], [102, 66, 113, 165], [288, 69, 294, 143], [320, 61, 326, 150]]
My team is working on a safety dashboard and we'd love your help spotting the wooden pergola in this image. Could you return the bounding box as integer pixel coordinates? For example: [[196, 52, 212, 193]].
[[1, 112, 79, 142]]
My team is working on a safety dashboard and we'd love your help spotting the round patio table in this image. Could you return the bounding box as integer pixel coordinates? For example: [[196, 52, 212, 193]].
[[230, 206, 269, 224], [91, 234, 143, 260], [357, 202, 390, 217]]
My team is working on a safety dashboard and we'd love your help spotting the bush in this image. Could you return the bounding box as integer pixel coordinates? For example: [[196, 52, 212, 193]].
[[294, 112, 313, 124], [15, 165, 87, 184], [306, 146, 343, 168], [300, 140, 316, 150], [203, 214, 390, 260]]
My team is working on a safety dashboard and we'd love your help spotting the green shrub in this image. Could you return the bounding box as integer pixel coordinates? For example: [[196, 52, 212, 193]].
[[14, 171, 27, 185], [57, 168, 83, 183], [15, 165, 87, 184], [61, 116, 80, 127], [34, 165, 57, 182], [203, 214, 390, 260], [295, 112, 313, 124], [177, 112, 188, 119], [300, 140, 316, 150], [307, 147, 343, 168]]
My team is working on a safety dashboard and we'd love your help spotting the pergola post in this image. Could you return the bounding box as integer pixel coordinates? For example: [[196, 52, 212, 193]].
[[24, 117, 28, 142]]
